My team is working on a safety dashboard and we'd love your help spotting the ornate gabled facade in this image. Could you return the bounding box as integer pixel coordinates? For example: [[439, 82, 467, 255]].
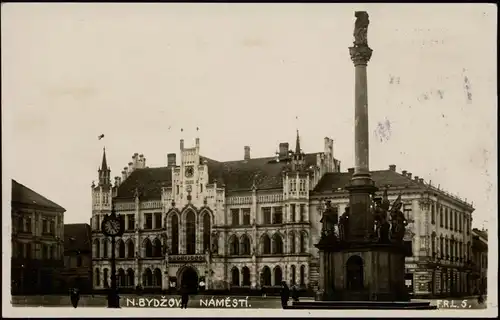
[[91, 133, 340, 291]]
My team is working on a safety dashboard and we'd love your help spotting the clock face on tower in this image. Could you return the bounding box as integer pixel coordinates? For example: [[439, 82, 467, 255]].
[[185, 166, 194, 178]]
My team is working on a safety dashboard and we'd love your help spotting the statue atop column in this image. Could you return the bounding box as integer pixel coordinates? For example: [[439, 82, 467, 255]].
[[388, 194, 408, 243], [353, 11, 370, 47], [349, 11, 373, 65], [372, 189, 391, 243]]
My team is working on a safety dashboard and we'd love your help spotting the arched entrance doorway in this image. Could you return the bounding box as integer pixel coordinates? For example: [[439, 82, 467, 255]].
[[346, 255, 364, 290], [180, 266, 199, 294]]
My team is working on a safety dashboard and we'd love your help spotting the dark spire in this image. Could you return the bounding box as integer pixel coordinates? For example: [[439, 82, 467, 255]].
[[295, 129, 301, 154], [98, 147, 111, 187], [101, 147, 108, 171]]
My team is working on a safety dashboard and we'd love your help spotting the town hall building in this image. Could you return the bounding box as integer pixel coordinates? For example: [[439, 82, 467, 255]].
[[91, 132, 475, 298]]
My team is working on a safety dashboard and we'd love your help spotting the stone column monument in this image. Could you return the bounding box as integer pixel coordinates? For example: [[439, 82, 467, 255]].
[[290, 12, 435, 309]]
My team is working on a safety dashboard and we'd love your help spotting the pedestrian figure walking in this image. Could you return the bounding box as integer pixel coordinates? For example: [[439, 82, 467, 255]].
[[291, 285, 299, 302], [180, 284, 189, 309], [280, 281, 290, 309], [70, 288, 80, 308]]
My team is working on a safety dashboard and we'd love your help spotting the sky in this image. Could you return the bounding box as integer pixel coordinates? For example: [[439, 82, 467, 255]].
[[2, 3, 497, 228]]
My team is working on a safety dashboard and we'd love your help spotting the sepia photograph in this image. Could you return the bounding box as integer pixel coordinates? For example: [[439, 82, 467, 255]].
[[2, 3, 496, 318]]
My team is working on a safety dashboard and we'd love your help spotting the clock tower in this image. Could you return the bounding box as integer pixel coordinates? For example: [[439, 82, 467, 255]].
[[174, 137, 209, 208]]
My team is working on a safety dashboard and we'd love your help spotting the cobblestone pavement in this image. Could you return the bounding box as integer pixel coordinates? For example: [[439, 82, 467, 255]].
[[11, 294, 488, 309]]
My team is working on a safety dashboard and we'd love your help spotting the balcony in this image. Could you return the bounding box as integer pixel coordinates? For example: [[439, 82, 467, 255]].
[[168, 254, 206, 263]]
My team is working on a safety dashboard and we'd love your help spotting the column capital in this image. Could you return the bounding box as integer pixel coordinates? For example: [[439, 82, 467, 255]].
[[349, 45, 373, 66]]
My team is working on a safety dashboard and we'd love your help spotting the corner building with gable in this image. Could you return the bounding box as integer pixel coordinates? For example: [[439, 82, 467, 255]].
[[91, 133, 475, 298], [91, 132, 339, 292]]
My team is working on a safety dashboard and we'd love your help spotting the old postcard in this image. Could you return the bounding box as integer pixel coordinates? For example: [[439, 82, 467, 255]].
[[2, 3, 497, 318]]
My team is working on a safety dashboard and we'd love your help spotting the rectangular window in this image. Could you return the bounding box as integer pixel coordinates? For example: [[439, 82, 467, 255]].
[[403, 204, 412, 220], [26, 243, 32, 259], [24, 217, 32, 233], [273, 206, 283, 224], [454, 211, 458, 231], [176, 185, 179, 195], [290, 204, 296, 222], [42, 220, 48, 234], [444, 208, 448, 229], [242, 209, 251, 225], [154, 212, 162, 229], [299, 204, 306, 222], [439, 206, 443, 227], [431, 203, 435, 224], [50, 220, 55, 235], [262, 207, 271, 224], [42, 244, 48, 260], [128, 215, 135, 231], [200, 184, 203, 193], [144, 213, 153, 230], [450, 209, 454, 230], [231, 209, 240, 226], [466, 217, 470, 234]]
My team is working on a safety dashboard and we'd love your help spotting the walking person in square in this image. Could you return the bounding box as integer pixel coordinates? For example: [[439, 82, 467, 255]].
[[280, 281, 290, 309], [180, 284, 189, 309]]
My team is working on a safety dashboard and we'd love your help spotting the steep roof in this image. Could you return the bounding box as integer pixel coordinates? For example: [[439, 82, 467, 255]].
[[313, 170, 423, 193], [116, 153, 323, 199], [11, 179, 66, 211], [64, 223, 91, 253]]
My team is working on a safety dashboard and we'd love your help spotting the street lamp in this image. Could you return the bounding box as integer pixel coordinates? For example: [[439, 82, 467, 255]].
[[101, 200, 124, 308]]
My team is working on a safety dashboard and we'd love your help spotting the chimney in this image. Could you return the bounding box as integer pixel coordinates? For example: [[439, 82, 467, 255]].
[[167, 153, 177, 167], [143, 157, 146, 168], [132, 153, 139, 168], [128, 162, 134, 174], [279, 142, 289, 158], [348, 168, 355, 174], [402, 170, 407, 176], [117, 177, 122, 185], [138, 154, 146, 169], [389, 164, 396, 171], [121, 170, 127, 181], [414, 176, 419, 181], [407, 172, 412, 179], [114, 176, 120, 187], [244, 146, 251, 160], [419, 178, 424, 184]]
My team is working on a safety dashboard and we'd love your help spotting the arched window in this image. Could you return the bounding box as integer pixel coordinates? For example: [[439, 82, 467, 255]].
[[185, 211, 196, 255], [143, 268, 153, 287], [103, 268, 109, 288], [272, 233, 284, 254], [95, 268, 100, 286], [127, 239, 135, 258], [153, 238, 162, 257], [171, 214, 179, 254], [231, 267, 240, 286], [289, 231, 296, 253], [103, 240, 109, 258], [117, 239, 125, 258], [346, 255, 364, 290], [291, 265, 296, 285], [300, 231, 307, 253], [229, 235, 239, 255], [273, 266, 283, 286], [300, 265, 305, 286], [154, 268, 162, 287], [117, 269, 126, 287], [431, 233, 436, 257], [261, 266, 271, 286], [242, 267, 251, 286], [144, 239, 153, 257], [127, 268, 135, 287], [202, 212, 211, 252], [240, 234, 251, 255], [261, 234, 271, 254], [93, 239, 100, 258]]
